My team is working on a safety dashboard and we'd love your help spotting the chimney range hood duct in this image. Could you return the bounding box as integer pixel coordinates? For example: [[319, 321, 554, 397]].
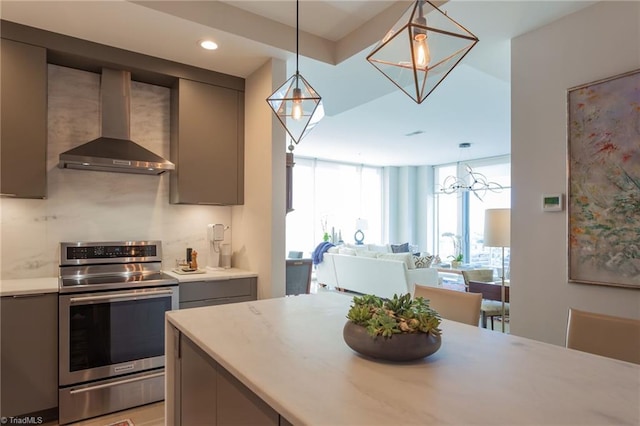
[[58, 68, 175, 175]]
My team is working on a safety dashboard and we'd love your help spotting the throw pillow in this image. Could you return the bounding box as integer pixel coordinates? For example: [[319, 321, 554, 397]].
[[390, 242, 410, 253], [368, 244, 391, 253], [338, 247, 356, 256], [413, 254, 434, 269], [378, 252, 415, 269], [355, 250, 380, 258]]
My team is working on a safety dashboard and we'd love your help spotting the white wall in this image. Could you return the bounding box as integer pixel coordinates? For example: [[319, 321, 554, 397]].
[[511, 1, 640, 345], [232, 58, 287, 299], [0, 65, 231, 280]]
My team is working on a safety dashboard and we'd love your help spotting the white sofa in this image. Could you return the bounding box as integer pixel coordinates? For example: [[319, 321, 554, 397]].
[[316, 250, 440, 299]]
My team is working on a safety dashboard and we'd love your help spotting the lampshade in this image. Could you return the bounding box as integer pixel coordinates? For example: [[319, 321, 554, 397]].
[[366, 0, 478, 104], [266, 0, 324, 149], [484, 208, 510, 248]]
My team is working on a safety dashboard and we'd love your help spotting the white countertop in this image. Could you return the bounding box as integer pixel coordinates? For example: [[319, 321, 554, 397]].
[[0, 268, 257, 296], [166, 292, 640, 425], [164, 267, 257, 283], [0, 278, 59, 297]]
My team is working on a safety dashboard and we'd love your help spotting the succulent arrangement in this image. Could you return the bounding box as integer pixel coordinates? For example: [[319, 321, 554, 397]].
[[346, 293, 442, 338]]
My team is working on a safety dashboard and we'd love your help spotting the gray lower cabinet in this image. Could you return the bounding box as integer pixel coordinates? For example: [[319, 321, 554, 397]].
[[0, 38, 47, 198], [179, 277, 257, 309], [173, 331, 288, 425], [170, 78, 245, 205], [0, 293, 58, 421]]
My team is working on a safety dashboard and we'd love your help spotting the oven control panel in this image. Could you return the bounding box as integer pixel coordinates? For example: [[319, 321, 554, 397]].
[[66, 245, 157, 260], [60, 241, 163, 265]]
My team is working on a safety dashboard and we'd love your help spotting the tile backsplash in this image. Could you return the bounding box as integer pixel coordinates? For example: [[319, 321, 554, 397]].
[[0, 65, 231, 279]]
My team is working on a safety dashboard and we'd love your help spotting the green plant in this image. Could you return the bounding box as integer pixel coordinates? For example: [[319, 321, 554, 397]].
[[448, 253, 463, 262], [346, 293, 441, 338]]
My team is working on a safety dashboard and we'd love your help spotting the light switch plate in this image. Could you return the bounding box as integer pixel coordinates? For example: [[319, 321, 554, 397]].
[[543, 194, 563, 211]]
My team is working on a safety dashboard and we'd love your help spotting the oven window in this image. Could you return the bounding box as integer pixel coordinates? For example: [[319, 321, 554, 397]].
[[69, 296, 171, 371]]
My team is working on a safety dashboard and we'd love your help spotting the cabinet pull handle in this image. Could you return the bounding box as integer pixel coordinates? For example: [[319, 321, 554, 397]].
[[12, 293, 47, 298], [70, 289, 174, 303], [69, 371, 164, 394]]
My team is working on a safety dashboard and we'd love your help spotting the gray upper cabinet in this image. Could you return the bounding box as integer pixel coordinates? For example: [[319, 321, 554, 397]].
[[1, 38, 47, 198], [170, 79, 245, 205]]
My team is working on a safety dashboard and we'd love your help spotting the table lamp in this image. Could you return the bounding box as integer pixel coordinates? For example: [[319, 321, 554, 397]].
[[354, 218, 368, 245], [484, 208, 510, 333]]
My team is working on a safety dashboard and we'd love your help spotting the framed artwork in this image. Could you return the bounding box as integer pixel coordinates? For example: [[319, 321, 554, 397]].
[[567, 69, 640, 288]]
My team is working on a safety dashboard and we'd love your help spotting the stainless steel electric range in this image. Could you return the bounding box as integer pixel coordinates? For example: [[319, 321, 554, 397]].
[[57, 240, 178, 425]]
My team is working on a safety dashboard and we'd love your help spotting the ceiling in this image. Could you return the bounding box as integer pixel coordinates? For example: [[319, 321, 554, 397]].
[[0, 0, 595, 166]]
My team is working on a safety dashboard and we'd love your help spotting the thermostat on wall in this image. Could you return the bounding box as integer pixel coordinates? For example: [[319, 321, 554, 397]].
[[542, 194, 563, 212]]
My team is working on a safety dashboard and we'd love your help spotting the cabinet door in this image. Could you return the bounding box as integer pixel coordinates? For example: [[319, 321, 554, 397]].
[[171, 79, 244, 205], [178, 334, 278, 426], [0, 38, 47, 198], [216, 363, 279, 425], [180, 335, 217, 425], [179, 278, 253, 302], [0, 293, 58, 420]]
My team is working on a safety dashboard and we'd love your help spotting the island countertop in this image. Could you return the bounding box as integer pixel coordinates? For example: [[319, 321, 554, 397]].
[[166, 292, 640, 425]]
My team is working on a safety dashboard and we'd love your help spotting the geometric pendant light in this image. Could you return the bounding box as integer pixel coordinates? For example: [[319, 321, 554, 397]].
[[366, 0, 478, 104], [267, 0, 324, 151]]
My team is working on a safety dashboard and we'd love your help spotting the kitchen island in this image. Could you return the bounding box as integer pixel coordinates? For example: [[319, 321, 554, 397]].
[[165, 292, 639, 425]]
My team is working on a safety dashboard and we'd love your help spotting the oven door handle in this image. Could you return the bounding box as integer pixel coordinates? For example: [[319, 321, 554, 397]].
[[68, 371, 165, 395], [69, 288, 175, 304]]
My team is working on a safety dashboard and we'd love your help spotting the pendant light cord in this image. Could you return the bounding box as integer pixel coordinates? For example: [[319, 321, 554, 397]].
[[296, 0, 299, 75]]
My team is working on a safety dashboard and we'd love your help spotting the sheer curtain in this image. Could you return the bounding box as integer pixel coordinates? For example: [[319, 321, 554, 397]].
[[286, 158, 382, 256]]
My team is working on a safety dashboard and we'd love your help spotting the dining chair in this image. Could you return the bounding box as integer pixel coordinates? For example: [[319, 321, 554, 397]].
[[413, 284, 482, 326], [285, 258, 313, 296], [566, 308, 640, 365], [467, 280, 510, 330], [462, 270, 508, 330]]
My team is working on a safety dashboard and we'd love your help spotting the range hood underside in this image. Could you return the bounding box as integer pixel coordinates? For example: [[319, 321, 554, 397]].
[[59, 137, 175, 175]]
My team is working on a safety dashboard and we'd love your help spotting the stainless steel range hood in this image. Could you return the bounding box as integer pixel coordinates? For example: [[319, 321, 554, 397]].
[[59, 68, 175, 175]]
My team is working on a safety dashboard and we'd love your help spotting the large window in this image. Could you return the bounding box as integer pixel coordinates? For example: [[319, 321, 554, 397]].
[[286, 158, 383, 256], [434, 156, 511, 270]]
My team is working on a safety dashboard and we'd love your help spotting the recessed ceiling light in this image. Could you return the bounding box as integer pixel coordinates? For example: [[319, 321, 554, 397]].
[[199, 40, 218, 51]]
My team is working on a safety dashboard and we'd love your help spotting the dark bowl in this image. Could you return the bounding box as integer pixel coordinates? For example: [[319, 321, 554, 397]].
[[343, 321, 441, 362]]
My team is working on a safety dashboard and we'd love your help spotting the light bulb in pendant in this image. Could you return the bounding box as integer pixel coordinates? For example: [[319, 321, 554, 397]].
[[414, 33, 430, 69], [291, 87, 303, 120]]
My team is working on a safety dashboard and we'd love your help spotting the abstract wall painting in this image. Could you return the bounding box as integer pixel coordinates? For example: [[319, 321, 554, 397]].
[[567, 69, 640, 288]]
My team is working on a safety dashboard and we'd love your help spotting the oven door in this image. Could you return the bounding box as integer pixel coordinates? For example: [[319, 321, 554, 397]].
[[59, 285, 178, 386]]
